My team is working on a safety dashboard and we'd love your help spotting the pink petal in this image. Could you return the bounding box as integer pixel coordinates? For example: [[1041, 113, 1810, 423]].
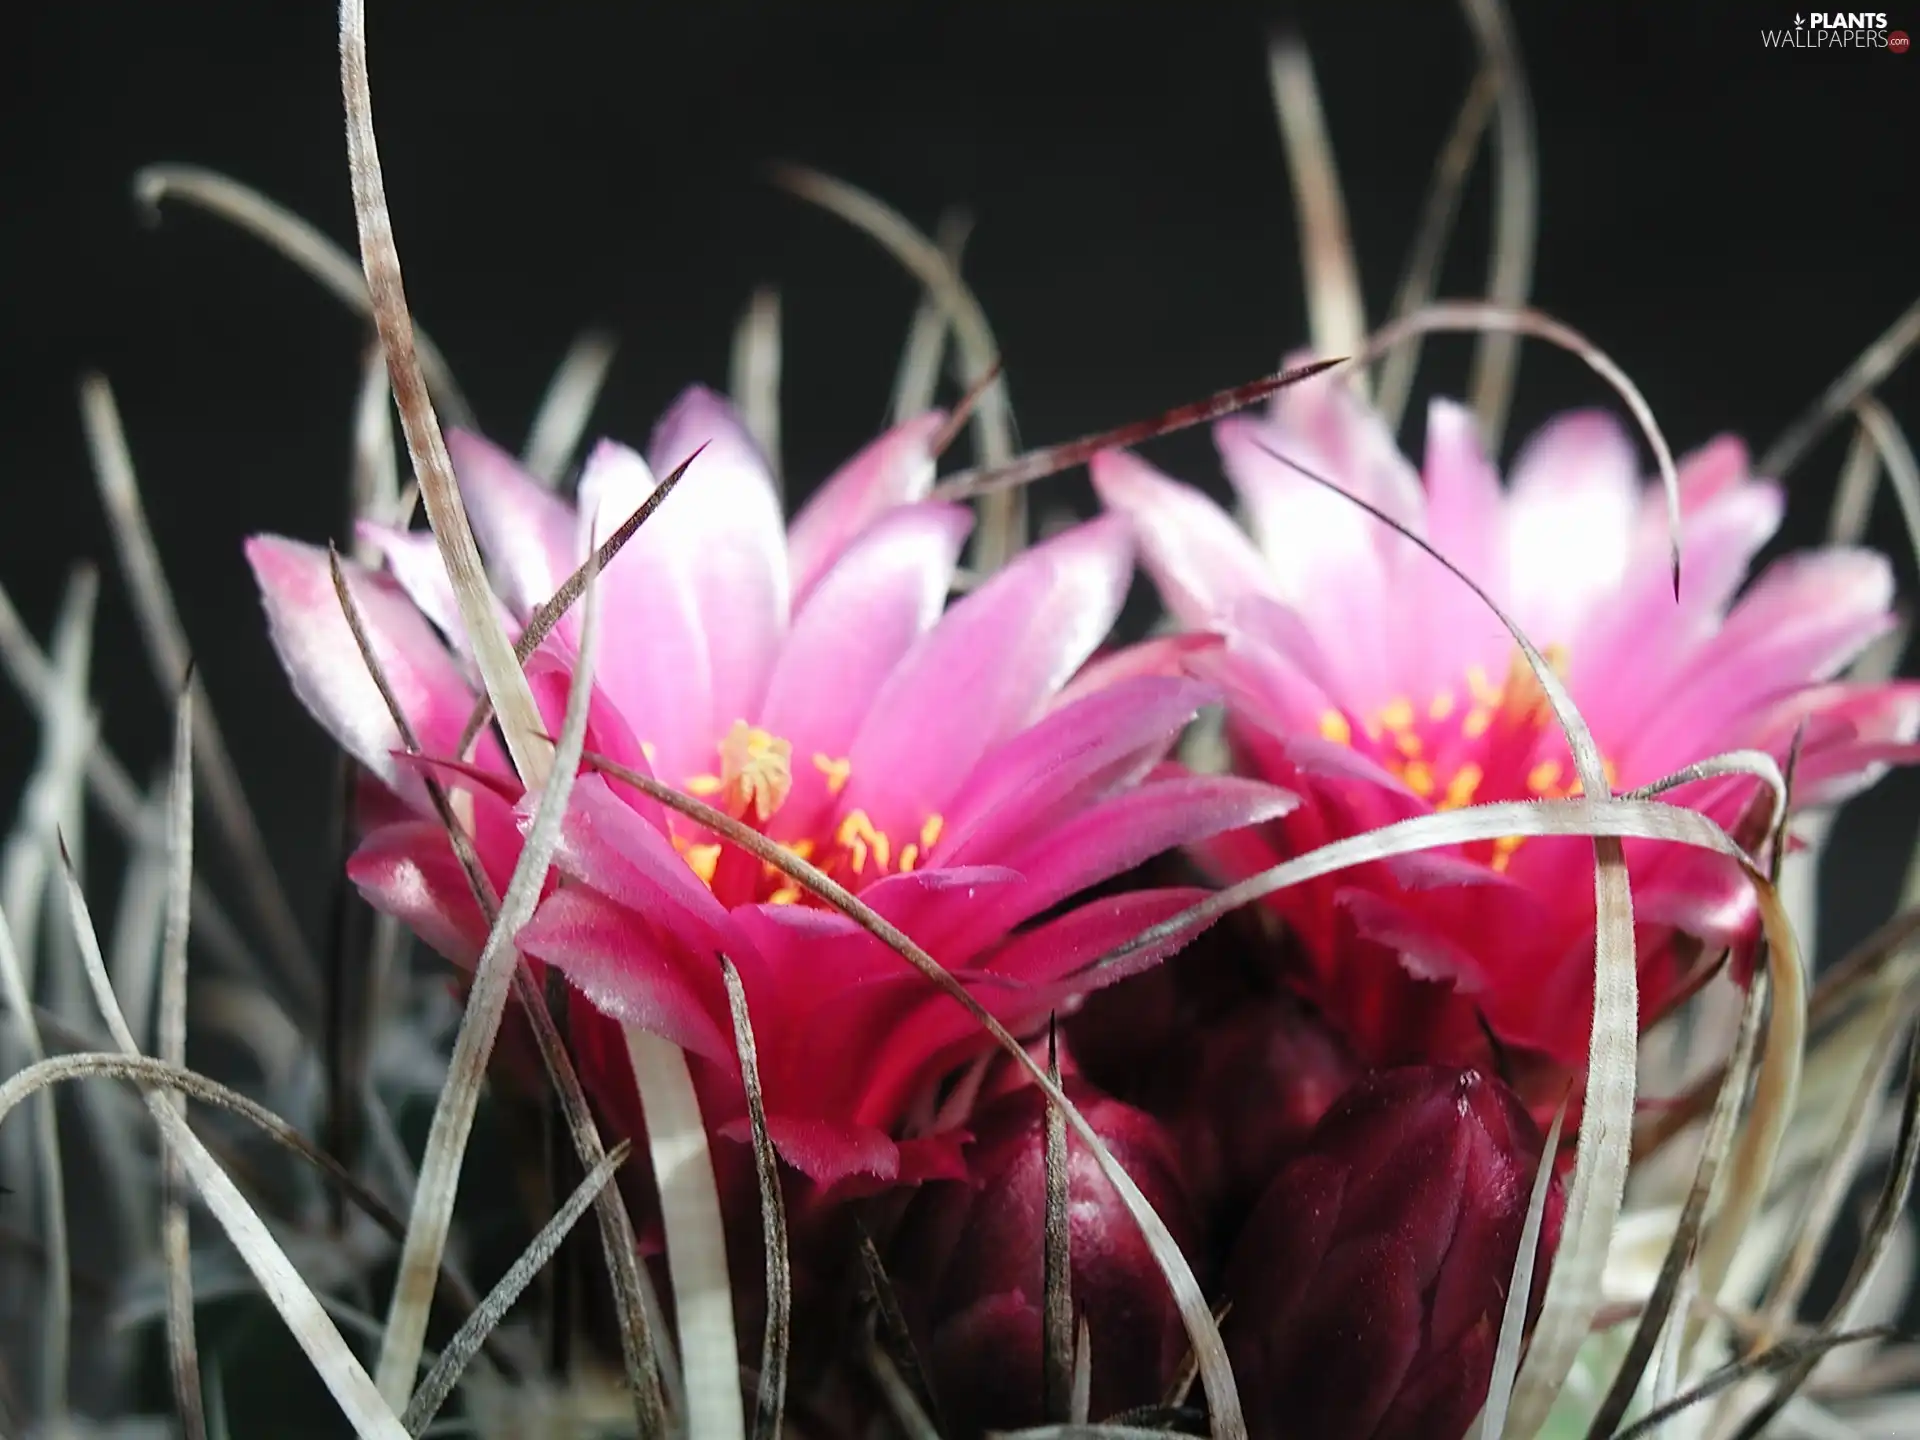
[[548, 775, 731, 956], [1090, 449, 1275, 627], [446, 428, 581, 619], [247, 536, 473, 809], [647, 386, 791, 730], [946, 773, 1298, 954], [759, 504, 974, 841], [1501, 410, 1640, 643], [940, 676, 1216, 865], [573, 438, 714, 785], [786, 413, 946, 604], [515, 885, 735, 1064], [1047, 633, 1226, 714], [354, 524, 463, 647], [348, 821, 493, 966], [844, 516, 1134, 840], [1264, 357, 1427, 537], [750, 1115, 901, 1186]]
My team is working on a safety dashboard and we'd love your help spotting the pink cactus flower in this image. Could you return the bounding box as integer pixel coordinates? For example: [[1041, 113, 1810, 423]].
[[1224, 1065, 1563, 1440], [889, 1082, 1203, 1436], [248, 387, 1293, 1187], [1094, 374, 1920, 1085]]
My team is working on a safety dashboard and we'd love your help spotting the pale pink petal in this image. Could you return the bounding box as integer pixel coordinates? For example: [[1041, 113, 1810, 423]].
[[354, 524, 464, 646], [1266, 357, 1426, 536], [1090, 449, 1275, 627], [1416, 401, 1515, 697], [787, 412, 945, 604], [1623, 549, 1898, 777], [1673, 434, 1752, 515], [516, 886, 735, 1064], [573, 439, 714, 784], [647, 386, 791, 730], [247, 536, 473, 808], [940, 676, 1216, 865], [759, 504, 973, 841], [1501, 410, 1641, 643], [446, 428, 581, 618], [1744, 680, 1920, 805], [844, 516, 1134, 839], [1216, 416, 1394, 705]]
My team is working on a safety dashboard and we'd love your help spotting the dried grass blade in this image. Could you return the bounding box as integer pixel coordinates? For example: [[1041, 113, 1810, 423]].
[[728, 294, 782, 494], [1456, 0, 1538, 450], [339, 0, 549, 786], [51, 871, 409, 1439], [1828, 420, 1882, 546], [351, 341, 403, 546], [721, 954, 790, 1440], [626, 1023, 745, 1439], [771, 164, 1024, 569], [858, 1228, 942, 1428], [0, 579, 256, 980], [330, 549, 668, 1432], [0, 909, 69, 1426], [80, 374, 320, 1011], [1354, 302, 1685, 592], [1043, 1020, 1075, 1424], [524, 328, 619, 488], [1754, 991, 1911, 1344], [368, 512, 600, 1406], [159, 690, 208, 1440], [133, 164, 473, 426], [400, 1140, 632, 1435], [1268, 34, 1367, 384], [933, 359, 1345, 503], [1849, 397, 1920, 583], [892, 210, 973, 424], [868, 1333, 943, 1440], [1731, 1030, 1920, 1438], [1070, 1319, 1093, 1428], [1478, 1102, 1565, 1440], [582, 752, 1246, 1439], [1585, 972, 1770, 1438], [1760, 291, 1920, 481], [1374, 64, 1499, 433], [1611, 1328, 1897, 1440], [452, 447, 700, 760]]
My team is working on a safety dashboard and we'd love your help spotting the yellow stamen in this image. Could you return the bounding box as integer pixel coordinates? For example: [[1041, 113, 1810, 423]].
[[640, 740, 657, 764], [919, 814, 944, 851], [715, 719, 793, 822], [812, 752, 853, 797], [767, 884, 802, 905], [1442, 763, 1483, 810], [1402, 761, 1435, 797], [1466, 664, 1501, 706], [1527, 759, 1563, 795], [1491, 834, 1526, 873], [682, 843, 722, 886], [1395, 731, 1424, 760], [836, 809, 890, 874], [1319, 710, 1353, 746], [684, 773, 723, 796], [898, 843, 919, 873], [1379, 696, 1415, 733], [1463, 706, 1494, 740], [1428, 690, 1456, 722]]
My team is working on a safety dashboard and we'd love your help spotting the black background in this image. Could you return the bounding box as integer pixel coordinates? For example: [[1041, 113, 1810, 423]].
[[3, 0, 1917, 963]]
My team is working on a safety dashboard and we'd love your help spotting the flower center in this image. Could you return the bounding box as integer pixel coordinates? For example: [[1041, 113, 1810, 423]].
[[1316, 646, 1614, 872], [671, 720, 944, 904]]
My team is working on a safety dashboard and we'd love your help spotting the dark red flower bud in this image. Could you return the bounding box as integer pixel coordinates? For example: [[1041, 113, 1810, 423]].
[[890, 1083, 1203, 1437], [1224, 1066, 1563, 1440]]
